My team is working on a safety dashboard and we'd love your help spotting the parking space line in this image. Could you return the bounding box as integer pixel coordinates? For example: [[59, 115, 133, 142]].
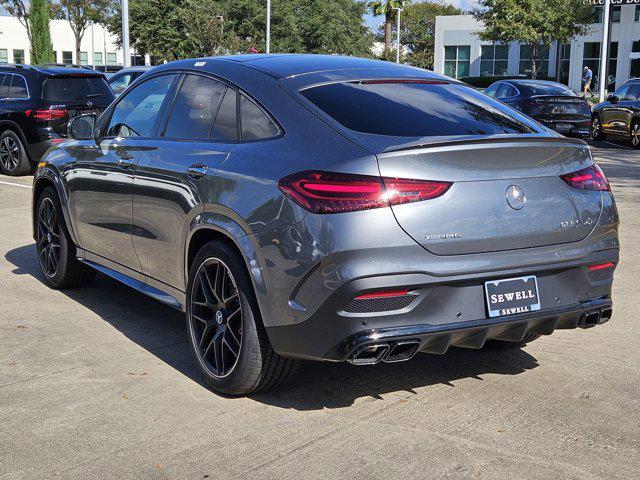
[[0, 179, 32, 189]]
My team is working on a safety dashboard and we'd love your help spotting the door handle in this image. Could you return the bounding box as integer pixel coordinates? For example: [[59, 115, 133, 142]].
[[118, 156, 135, 169], [187, 164, 207, 179]]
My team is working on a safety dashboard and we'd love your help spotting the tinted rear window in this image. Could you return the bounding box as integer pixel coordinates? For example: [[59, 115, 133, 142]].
[[525, 84, 575, 96], [301, 81, 536, 137], [43, 76, 113, 102]]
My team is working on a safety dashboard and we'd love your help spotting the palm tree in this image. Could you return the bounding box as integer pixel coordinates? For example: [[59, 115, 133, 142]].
[[369, 0, 408, 55]]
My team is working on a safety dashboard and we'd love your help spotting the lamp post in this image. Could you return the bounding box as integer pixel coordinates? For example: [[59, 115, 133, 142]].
[[266, 0, 271, 54], [121, 0, 130, 67], [598, 0, 610, 100]]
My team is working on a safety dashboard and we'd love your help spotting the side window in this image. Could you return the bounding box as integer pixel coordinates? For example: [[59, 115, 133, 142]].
[[0, 74, 8, 98], [240, 94, 279, 140], [210, 88, 238, 142], [504, 85, 517, 98], [9, 75, 28, 99], [164, 75, 226, 140], [110, 73, 133, 95], [613, 84, 629, 100], [628, 84, 640, 101], [495, 83, 509, 99], [484, 83, 499, 97], [106, 74, 175, 138]]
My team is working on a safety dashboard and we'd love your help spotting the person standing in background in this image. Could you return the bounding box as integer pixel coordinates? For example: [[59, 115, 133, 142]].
[[583, 66, 593, 97]]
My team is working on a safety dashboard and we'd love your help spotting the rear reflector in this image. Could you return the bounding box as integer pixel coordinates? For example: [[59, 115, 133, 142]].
[[588, 262, 615, 272], [560, 164, 610, 191], [26, 109, 68, 121], [355, 289, 410, 300], [278, 171, 452, 214]]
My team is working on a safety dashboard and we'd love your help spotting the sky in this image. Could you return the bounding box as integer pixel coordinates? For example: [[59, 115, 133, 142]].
[[364, 0, 477, 31]]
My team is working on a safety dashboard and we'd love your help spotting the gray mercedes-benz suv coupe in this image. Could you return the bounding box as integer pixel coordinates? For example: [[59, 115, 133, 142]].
[[32, 55, 619, 395]]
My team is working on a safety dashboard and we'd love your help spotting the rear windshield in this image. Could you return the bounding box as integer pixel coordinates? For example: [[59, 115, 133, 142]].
[[43, 76, 113, 102], [301, 81, 537, 137], [526, 84, 576, 96]]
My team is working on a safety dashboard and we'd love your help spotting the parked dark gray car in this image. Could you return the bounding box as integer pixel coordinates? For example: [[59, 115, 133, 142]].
[[32, 55, 619, 395]]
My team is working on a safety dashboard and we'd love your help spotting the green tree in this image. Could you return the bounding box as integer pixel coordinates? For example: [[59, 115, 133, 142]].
[[402, 1, 461, 69], [107, 0, 371, 61], [474, 0, 592, 79], [368, 0, 409, 56], [29, 0, 56, 64], [52, 0, 112, 64]]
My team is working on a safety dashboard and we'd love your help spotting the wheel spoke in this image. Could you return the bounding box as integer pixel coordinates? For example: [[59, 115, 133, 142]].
[[223, 291, 238, 307], [199, 269, 216, 306], [213, 262, 225, 303], [223, 329, 240, 358]]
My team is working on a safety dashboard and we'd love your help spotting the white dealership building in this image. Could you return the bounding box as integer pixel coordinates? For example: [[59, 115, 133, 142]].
[[0, 15, 151, 66], [434, 4, 640, 93]]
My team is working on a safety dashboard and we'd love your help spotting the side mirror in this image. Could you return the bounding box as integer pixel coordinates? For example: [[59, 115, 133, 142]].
[[68, 114, 96, 140], [606, 95, 619, 103]]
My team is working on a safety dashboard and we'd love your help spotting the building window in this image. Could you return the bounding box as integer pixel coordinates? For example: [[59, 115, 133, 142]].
[[633, 41, 640, 53], [592, 5, 621, 23], [13, 50, 25, 64], [62, 51, 73, 65], [79, 52, 88, 65], [106, 53, 117, 65], [559, 44, 571, 86], [444, 45, 470, 79], [583, 42, 618, 91], [93, 52, 103, 66], [518, 45, 549, 77], [635, 5, 640, 22], [480, 44, 508, 76], [0, 49, 7, 63]]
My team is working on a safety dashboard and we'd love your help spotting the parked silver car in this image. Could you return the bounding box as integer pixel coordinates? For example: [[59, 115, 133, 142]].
[[32, 55, 619, 395]]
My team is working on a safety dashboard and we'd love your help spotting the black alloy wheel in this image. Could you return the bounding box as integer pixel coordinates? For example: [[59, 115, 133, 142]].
[[36, 197, 61, 278], [189, 257, 243, 379]]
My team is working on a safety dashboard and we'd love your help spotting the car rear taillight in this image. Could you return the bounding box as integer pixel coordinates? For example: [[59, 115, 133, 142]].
[[588, 262, 615, 272], [26, 109, 68, 121], [560, 164, 610, 192], [277, 171, 452, 214]]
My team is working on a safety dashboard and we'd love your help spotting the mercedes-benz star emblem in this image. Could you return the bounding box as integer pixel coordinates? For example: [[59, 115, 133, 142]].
[[506, 185, 526, 210], [86, 100, 93, 107], [215, 310, 224, 325]]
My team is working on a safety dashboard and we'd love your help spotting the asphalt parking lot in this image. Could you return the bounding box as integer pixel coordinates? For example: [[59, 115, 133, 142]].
[[0, 142, 638, 480]]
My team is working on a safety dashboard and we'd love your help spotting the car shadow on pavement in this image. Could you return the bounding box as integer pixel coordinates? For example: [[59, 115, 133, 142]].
[[6, 243, 539, 410]]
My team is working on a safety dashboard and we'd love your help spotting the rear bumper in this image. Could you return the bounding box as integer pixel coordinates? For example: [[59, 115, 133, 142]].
[[537, 118, 591, 137], [328, 297, 612, 364], [25, 139, 64, 163], [266, 249, 618, 362]]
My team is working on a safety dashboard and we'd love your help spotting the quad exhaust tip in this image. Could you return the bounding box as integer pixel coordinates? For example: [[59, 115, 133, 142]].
[[579, 306, 612, 329], [347, 340, 420, 365]]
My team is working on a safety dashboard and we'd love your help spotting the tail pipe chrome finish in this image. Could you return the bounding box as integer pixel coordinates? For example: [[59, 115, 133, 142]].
[[383, 340, 421, 363], [347, 344, 390, 365]]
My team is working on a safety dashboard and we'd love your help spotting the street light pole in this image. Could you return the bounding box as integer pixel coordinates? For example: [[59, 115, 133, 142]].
[[121, 0, 130, 67], [395, 7, 402, 63], [266, 0, 271, 54], [598, 0, 610, 100]]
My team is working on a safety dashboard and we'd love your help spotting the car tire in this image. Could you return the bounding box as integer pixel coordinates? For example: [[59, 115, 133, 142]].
[[0, 130, 32, 176], [630, 121, 640, 149], [35, 187, 97, 289], [590, 115, 606, 141], [485, 333, 540, 350], [186, 241, 298, 395]]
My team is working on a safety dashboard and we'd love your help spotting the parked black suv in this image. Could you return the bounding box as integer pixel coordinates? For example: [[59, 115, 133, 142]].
[[591, 78, 640, 149], [0, 64, 114, 176]]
